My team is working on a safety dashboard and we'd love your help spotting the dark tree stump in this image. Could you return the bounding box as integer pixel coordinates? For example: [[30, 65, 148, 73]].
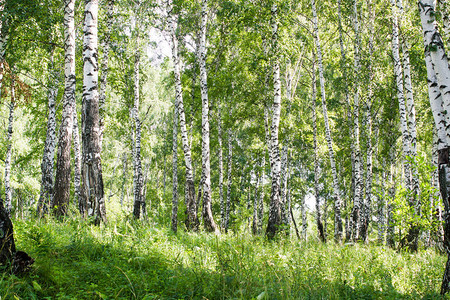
[[0, 201, 33, 274], [0, 201, 15, 266]]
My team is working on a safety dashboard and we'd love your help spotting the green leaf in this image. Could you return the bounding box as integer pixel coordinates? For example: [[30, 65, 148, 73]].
[[32, 280, 42, 292], [257, 291, 267, 300]]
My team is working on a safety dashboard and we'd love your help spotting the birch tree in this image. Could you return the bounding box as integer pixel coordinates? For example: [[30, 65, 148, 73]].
[[81, 0, 106, 224], [351, 0, 363, 242], [132, 29, 145, 219], [225, 129, 233, 232], [266, 3, 283, 239], [258, 155, 265, 233], [418, 0, 450, 293], [4, 71, 15, 214], [37, 51, 59, 216], [218, 104, 225, 230], [337, 0, 356, 241], [199, 0, 218, 233], [312, 57, 325, 242], [390, 0, 420, 250], [311, 0, 342, 241], [53, 0, 76, 217], [73, 110, 82, 209], [167, 0, 198, 231], [361, 0, 376, 243], [171, 100, 178, 233], [98, 0, 113, 149]]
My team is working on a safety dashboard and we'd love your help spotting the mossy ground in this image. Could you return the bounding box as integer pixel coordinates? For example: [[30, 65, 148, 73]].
[[0, 217, 447, 299]]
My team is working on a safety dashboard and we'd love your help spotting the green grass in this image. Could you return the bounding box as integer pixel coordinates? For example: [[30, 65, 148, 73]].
[[0, 218, 447, 299]]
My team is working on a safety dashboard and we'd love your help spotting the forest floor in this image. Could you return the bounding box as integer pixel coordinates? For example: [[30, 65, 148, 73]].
[[0, 217, 447, 299]]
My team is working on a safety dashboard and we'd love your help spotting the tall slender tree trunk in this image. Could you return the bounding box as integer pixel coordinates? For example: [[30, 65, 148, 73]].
[[439, 0, 450, 49], [386, 149, 396, 248], [312, 57, 325, 242], [98, 0, 113, 149], [171, 100, 178, 233], [81, 0, 106, 224], [264, 108, 272, 179], [199, 0, 218, 233], [258, 155, 265, 233], [418, 0, 450, 293], [4, 74, 15, 214], [337, 0, 355, 241], [311, 0, 342, 241], [107, 154, 120, 204], [252, 169, 260, 235], [431, 129, 444, 249], [38, 51, 58, 216], [225, 129, 233, 232], [120, 153, 127, 208], [53, 0, 76, 217], [362, 0, 376, 243], [391, 0, 418, 251], [301, 196, 307, 240], [132, 44, 144, 219], [266, 3, 283, 240], [218, 104, 225, 229], [73, 111, 82, 210], [377, 171, 385, 244], [0, 0, 7, 97], [402, 36, 421, 249], [280, 145, 288, 227], [351, 0, 363, 242], [167, 0, 198, 231]]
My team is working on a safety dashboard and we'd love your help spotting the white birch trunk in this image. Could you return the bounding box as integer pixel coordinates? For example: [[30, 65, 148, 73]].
[[264, 108, 272, 178], [258, 155, 265, 233], [199, 0, 218, 233], [120, 153, 127, 208], [351, 0, 363, 242], [167, 0, 198, 230], [98, 0, 113, 150], [81, 0, 106, 224], [53, 0, 76, 217], [73, 109, 82, 210], [132, 45, 144, 220], [252, 169, 260, 235], [390, 0, 410, 190], [386, 149, 396, 248], [312, 58, 325, 242], [439, 0, 450, 50], [311, 0, 343, 241], [402, 36, 421, 248], [225, 129, 233, 232], [4, 76, 15, 214], [0, 0, 8, 99], [362, 0, 375, 243], [266, 3, 283, 239], [377, 171, 385, 244], [38, 52, 59, 216], [338, 0, 355, 241], [301, 196, 307, 240], [171, 100, 178, 233], [391, 0, 419, 250], [419, 1, 450, 293], [280, 145, 288, 226], [419, 0, 450, 147], [218, 104, 225, 229]]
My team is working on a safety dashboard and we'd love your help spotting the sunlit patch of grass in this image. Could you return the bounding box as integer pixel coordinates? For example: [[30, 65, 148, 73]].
[[0, 217, 447, 299]]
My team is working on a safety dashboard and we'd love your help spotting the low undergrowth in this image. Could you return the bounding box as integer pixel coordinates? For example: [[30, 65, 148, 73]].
[[0, 217, 447, 299]]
